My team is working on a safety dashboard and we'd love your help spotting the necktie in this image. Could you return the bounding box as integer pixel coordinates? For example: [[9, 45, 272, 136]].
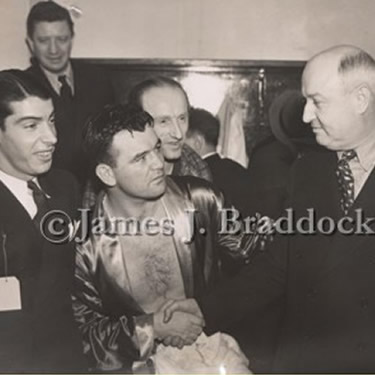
[[336, 150, 357, 215], [27, 180, 49, 227], [58, 75, 73, 101]]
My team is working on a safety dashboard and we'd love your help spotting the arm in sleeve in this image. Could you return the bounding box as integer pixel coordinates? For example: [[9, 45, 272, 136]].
[[72, 239, 155, 372], [200, 185, 288, 334]]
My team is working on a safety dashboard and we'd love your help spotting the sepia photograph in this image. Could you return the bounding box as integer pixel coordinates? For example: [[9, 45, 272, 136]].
[[0, 0, 375, 373]]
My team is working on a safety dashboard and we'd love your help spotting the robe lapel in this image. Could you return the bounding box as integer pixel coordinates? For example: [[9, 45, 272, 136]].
[[90, 193, 144, 315], [162, 179, 195, 298]]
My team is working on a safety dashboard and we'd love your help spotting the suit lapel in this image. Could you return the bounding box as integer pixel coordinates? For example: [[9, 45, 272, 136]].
[[0, 181, 43, 276], [317, 162, 375, 279], [27, 64, 58, 99], [292, 151, 340, 273]]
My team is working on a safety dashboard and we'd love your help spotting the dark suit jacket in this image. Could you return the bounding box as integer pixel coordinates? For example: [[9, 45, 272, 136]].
[[247, 138, 296, 219], [200, 149, 375, 373], [26, 60, 114, 184], [0, 169, 86, 373], [205, 154, 252, 216]]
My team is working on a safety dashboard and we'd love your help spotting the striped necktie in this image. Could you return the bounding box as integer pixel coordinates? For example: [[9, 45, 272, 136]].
[[336, 150, 357, 215]]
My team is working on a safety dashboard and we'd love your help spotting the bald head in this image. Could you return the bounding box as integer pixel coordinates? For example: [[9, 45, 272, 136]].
[[302, 45, 375, 151], [304, 45, 375, 92]]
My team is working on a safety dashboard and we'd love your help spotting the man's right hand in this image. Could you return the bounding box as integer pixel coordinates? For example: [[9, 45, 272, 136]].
[[162, 298, 204, 324]]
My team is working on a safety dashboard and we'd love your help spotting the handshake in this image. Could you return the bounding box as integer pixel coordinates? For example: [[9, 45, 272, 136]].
[[153, 298, 204, 349]]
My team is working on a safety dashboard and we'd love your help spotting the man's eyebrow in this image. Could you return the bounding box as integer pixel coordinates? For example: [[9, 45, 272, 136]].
[[132, 140, 161, 161], [15, 116, 43, 124], [153, 115, 171, 120], [133, 149, 149, 161], [306, 93, 324, 99]]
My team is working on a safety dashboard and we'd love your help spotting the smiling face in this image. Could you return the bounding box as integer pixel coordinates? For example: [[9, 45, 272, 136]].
[[302, 55, 371, 150], [0, 96, 57, 180], [27, 20, 73, 74], [104, 125, 166, 200], [141, 86, 189, 161]]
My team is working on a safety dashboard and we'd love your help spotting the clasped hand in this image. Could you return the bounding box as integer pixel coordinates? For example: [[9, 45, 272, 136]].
[[154, 299, 204, 349]]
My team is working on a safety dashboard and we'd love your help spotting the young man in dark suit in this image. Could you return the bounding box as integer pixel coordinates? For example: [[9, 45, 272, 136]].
[[0, 70, 85, 372], [25, 1, 114, 183], [164, 45, 375, 373]]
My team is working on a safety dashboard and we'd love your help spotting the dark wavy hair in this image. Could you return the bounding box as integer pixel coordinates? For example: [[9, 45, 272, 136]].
[[27, 1, 74, 37], [0, 69, 51, 130], [83, 103, 154, 172]]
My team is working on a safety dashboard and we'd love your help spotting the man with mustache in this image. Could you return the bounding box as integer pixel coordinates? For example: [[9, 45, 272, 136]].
[[73, 103, 253, 373], [0, 69, 85, 372]]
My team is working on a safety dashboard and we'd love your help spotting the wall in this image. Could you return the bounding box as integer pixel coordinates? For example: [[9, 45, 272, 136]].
[[0, 0, 375, 69], [0, 0, 30, 69]]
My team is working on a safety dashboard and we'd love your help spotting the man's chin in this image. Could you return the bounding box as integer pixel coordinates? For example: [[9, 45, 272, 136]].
[[163, 151, 182, 163], [148, 185, 167, 201], [41, 60, 69, 75]]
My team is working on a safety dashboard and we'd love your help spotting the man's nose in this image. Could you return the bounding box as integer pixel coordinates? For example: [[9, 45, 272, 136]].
[[41, 123, 57, 145], [170, 119, 183, 140], [48, 39, 58, 54], [303, 101, 316, 123], [150, 149, 164, 169]]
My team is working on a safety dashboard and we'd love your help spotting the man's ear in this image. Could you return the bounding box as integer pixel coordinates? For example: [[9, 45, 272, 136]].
[[194, 133, 205, 153], [354, 84, 371, 114], [96, 163, 116, 187], [26, 37, 34, 55]]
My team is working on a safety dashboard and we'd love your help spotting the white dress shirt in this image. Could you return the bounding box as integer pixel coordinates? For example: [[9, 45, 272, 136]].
[[0, 170, 38, 219], [41, 62, 75, 96]]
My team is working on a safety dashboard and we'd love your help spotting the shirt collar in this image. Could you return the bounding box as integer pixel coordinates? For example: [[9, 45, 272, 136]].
[[337, 134, 375, 172], [0, 169, 29, 196], [202, 151, 218, 160], [41, 62, 74, 95], [0, 170, 51, 200]]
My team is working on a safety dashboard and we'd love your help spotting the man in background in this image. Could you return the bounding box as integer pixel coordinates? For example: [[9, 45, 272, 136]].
[[128, 76, 212, 181], [186, 107, 252, 216], [25, 0, 114, 183], [0, 69, 85, 372]]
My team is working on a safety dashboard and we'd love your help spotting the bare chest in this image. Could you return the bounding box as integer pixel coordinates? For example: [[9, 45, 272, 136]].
[[119, 232, 186, 313]]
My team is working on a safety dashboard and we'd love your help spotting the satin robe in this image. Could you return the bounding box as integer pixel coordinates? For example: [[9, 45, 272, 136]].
[[73, 176, 255, 372]]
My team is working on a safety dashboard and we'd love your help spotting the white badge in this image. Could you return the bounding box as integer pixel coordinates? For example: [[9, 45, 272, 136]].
[[0, 276, 22, 311]]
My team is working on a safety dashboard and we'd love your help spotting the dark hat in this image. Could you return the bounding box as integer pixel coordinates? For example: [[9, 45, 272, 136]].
[[269, 89, 316, 151]]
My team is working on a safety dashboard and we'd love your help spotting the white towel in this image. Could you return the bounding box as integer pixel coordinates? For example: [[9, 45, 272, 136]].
[[153, 332, 251, 374]]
